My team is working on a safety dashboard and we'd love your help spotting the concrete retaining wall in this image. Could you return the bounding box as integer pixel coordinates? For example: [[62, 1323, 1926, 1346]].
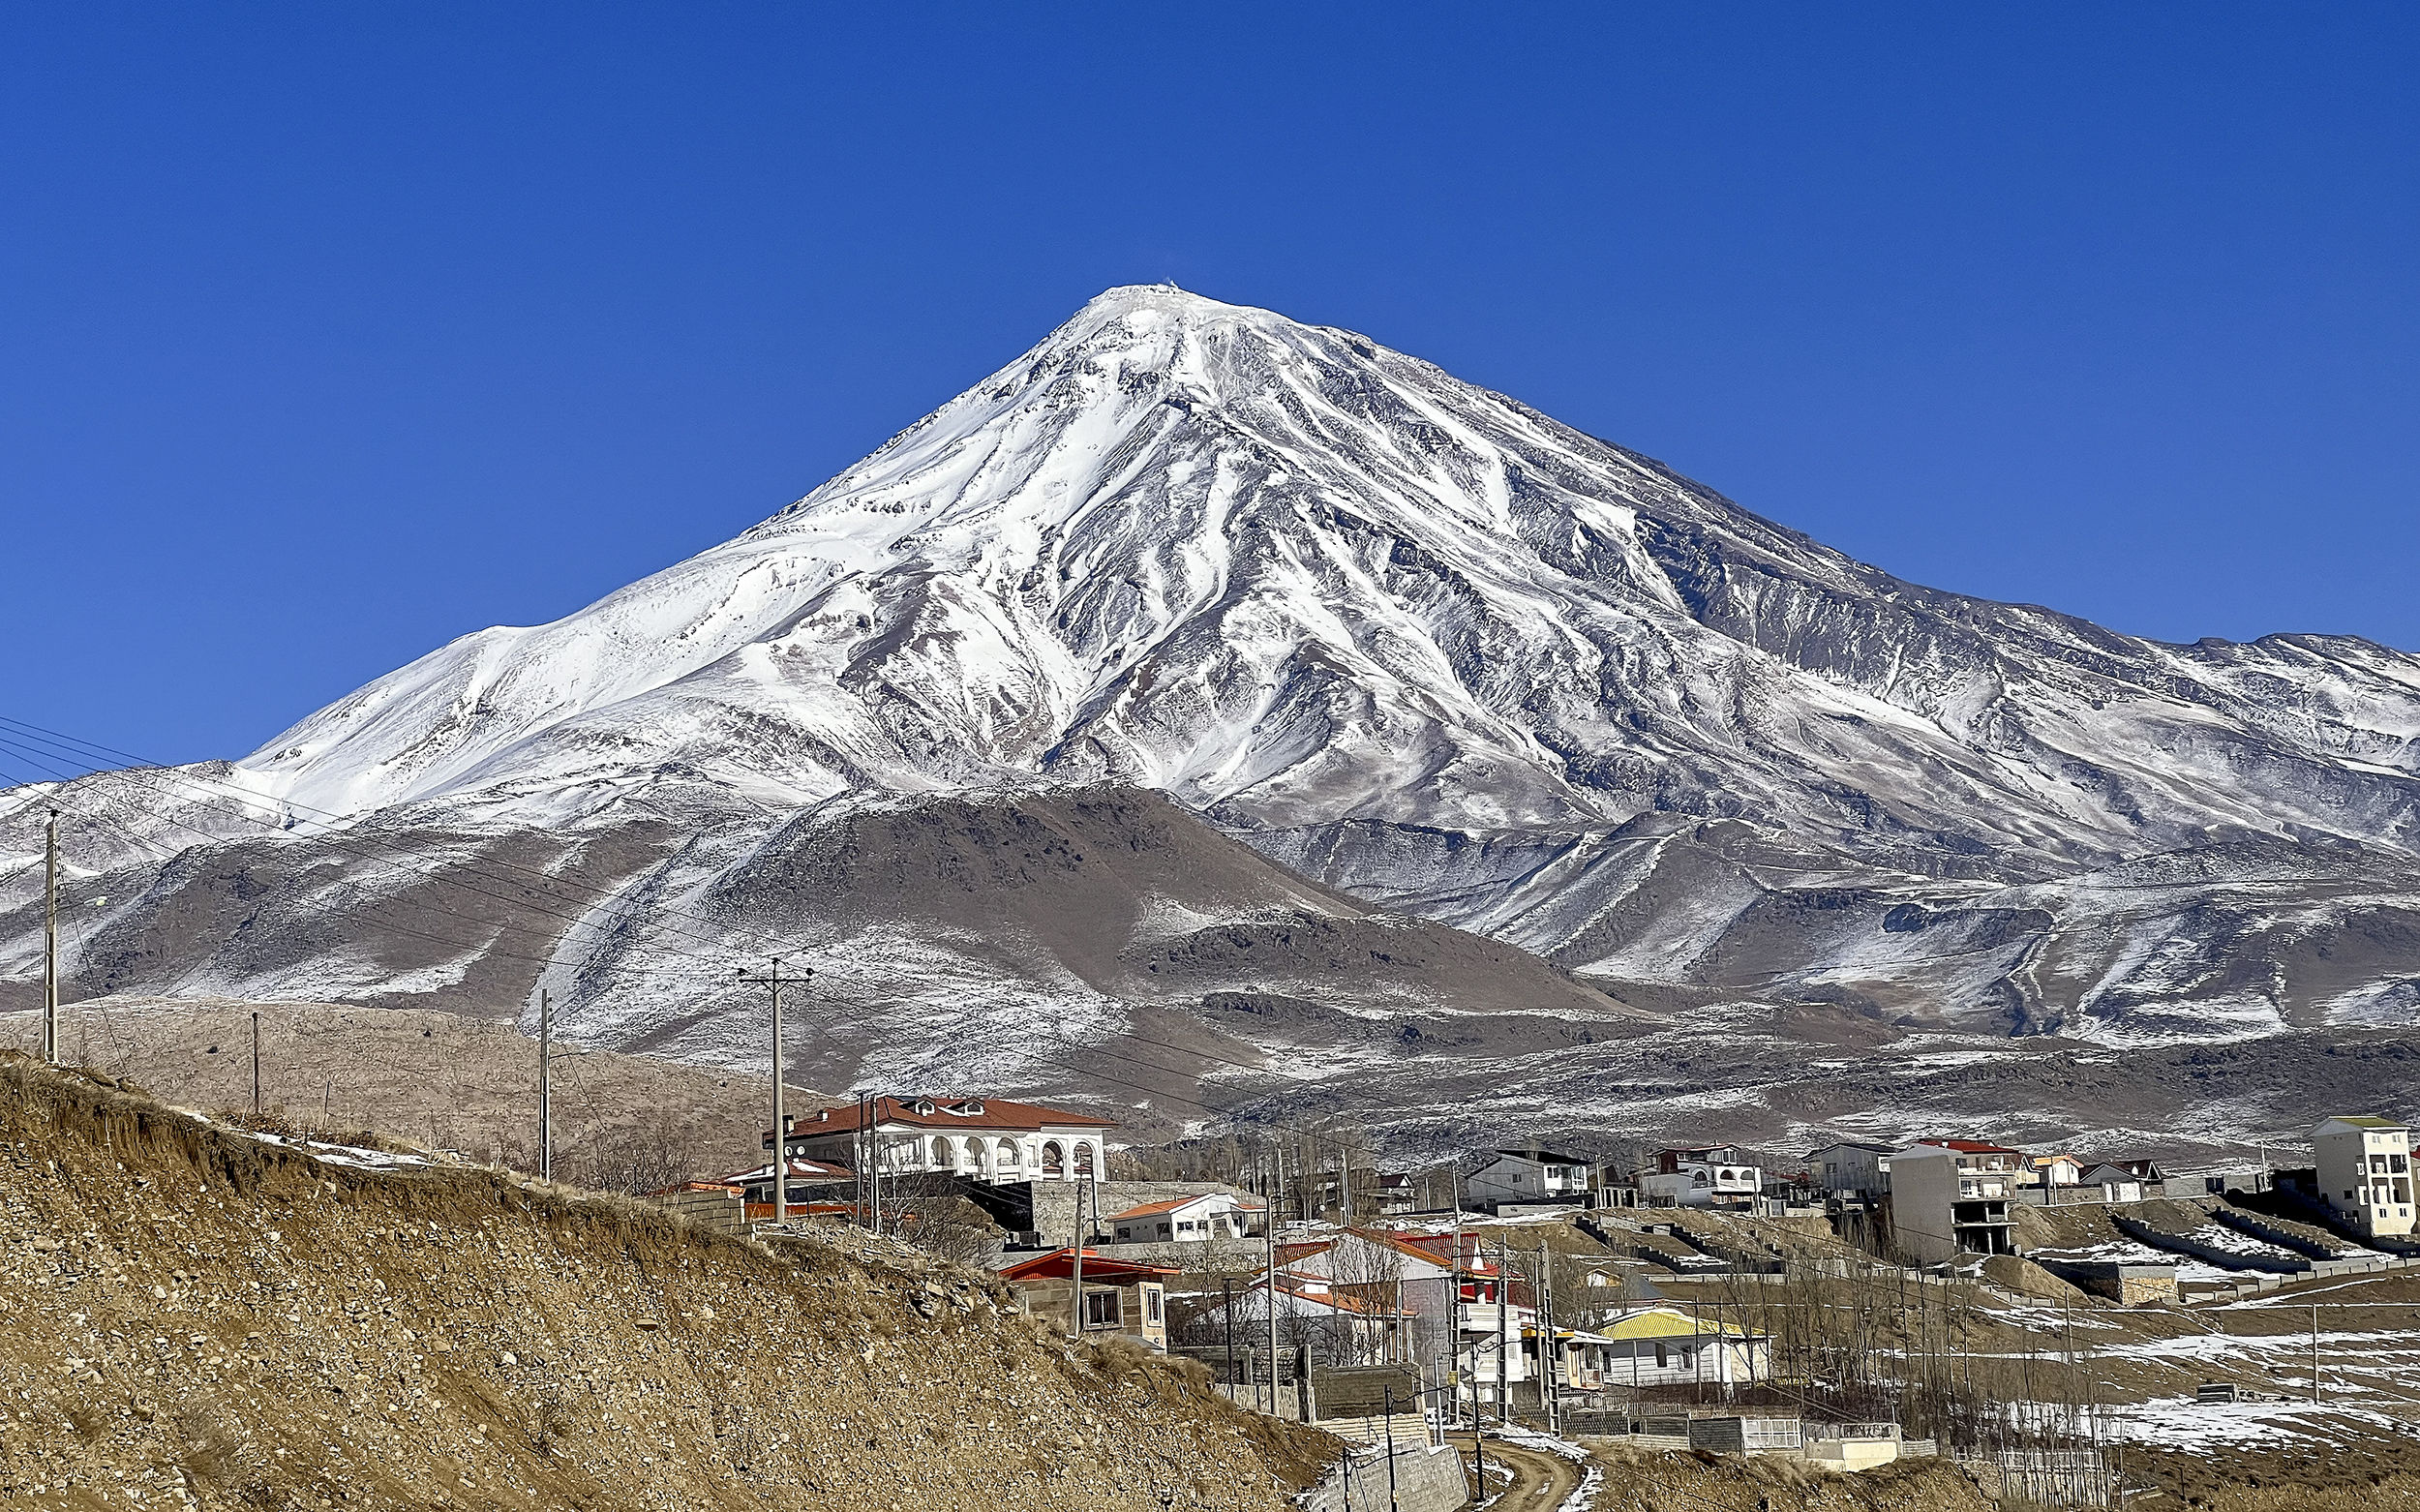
[[2113, 1214, 2308, 1274], [2212, 1205, 2345, 1260], [1296, 1442, 1467, 1512]]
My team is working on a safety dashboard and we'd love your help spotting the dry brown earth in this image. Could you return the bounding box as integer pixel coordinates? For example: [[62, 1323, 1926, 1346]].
[[0, 1053, 1333, 1510], [0, 998, 821, 1190]]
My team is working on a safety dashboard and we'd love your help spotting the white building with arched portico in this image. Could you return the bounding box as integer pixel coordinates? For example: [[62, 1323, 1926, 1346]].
[[771, 1095, 1116, 1187]]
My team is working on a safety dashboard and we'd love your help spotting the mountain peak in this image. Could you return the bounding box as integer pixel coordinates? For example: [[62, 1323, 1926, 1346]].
[[1040, 285, 1349, 382]]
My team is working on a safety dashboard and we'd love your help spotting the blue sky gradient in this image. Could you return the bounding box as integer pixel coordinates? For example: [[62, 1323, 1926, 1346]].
[[4, 5, 2414, 765]]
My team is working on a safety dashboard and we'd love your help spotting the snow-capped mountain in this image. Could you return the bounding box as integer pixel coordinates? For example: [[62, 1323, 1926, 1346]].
[[5, 286, 2417, 1147], [234, 285, 2420, 866]]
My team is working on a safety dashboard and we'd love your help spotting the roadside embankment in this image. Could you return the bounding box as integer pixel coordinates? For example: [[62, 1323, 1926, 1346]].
[[0, 1054, 1332, 1510]]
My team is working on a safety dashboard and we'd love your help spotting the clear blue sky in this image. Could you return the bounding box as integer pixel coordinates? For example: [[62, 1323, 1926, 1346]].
[[4, 5, 2414, 766]]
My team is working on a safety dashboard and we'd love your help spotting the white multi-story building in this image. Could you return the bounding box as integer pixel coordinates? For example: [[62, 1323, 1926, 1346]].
[[772, 1095, 1115, 1186], [1806, 1140, 1899, 1196], [1466, 1148, 1593, 1210], [1889, 1140, 2021, 1264], [1639, 1145, 1762, 1208], [2314, 1116, 2414, 1239]]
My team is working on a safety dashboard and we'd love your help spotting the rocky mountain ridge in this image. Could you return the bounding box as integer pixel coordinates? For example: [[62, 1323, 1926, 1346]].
[[3, 286, 2415, 1144]]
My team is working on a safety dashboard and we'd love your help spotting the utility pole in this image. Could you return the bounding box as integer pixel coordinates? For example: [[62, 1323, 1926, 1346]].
[[1382, 1386, 1402, 1512], [2312, 1303, 2321, 1405], [1223, 1278, 1237, 1393], [1071, 1177, 1088, 1346], [1337, 1125, 1351, 1225], [1495, 1241, 1508, 1428], [42, 810, 58, 1067], [1265, 1218, 1281, 1415], [536, 988, 553, 1183], [250, 1012, 261, 1117], [736, 957, 796, 1225], [1538, 1235, 1558, 1435]]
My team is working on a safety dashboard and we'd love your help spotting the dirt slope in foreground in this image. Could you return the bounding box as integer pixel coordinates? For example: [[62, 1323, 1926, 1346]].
[[0, 1055, 1330, 1511]]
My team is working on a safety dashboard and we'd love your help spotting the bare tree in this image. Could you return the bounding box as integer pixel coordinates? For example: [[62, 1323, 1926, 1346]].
[[880, 1172, 1002, 1264]]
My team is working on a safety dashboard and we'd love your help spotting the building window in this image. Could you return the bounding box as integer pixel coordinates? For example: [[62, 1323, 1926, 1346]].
[[1084, 1290, 1121, 1329], [1042, 1141, 1065, 1177], [1144, 1286, 1164, 1324], [1074, 1142, 1096, 1177]]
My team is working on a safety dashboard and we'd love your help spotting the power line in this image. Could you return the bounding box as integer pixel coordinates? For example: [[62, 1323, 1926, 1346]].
[[0, 717, 799, 973], [0, 711, 1344, 1130], [1, 712, 1324, 1095]]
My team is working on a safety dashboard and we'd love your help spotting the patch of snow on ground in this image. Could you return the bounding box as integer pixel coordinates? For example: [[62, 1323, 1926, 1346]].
[[2115, 1396, 2414, 1451], [241, 1131, 430, 1171]]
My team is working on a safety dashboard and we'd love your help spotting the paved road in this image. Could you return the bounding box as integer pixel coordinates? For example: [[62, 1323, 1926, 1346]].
[[1465, 1437, 1584, 1510]]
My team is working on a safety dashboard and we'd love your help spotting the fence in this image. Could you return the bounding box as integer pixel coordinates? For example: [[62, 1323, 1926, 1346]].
[[1959, 1450, 2115, 1510]]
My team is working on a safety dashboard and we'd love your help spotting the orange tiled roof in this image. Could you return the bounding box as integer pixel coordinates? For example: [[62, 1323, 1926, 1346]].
[[995, 1247, 1182, 1283]]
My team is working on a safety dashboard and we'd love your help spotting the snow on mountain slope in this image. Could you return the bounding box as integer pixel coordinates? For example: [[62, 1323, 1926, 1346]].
[[229, 285, 2420, 872], [3, 284, 2417, 1137]]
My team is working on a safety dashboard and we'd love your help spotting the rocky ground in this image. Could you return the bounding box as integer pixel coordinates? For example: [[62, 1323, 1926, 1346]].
[[0, 1052, 1334, 1510]]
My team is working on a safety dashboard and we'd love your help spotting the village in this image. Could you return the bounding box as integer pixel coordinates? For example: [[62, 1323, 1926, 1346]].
[[633, 1094, 2420, 1503]]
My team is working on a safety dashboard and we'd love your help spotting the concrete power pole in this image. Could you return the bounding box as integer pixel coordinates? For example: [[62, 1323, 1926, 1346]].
[[1538, 1235, 1558, 1434], [1264, 1220, 1281, 1414], [42, 810, 58, 1066], [536, 989, 553, 1183], [737, 958, 793, 1225], [1495, 1240, 1509, 1427], [1071, 1177, 1089, 1346], [250, 1012, 261, 1117]]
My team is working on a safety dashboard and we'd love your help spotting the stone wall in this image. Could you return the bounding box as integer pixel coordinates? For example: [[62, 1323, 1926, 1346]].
[[1296, 1442, 1468, 1512]]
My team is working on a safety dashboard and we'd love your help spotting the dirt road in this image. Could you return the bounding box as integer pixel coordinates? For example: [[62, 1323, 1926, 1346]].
[[1469, 1438, 1584, 1510]]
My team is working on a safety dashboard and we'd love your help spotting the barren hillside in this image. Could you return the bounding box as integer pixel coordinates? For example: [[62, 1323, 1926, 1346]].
[[0, 1053, 1332, 1509]]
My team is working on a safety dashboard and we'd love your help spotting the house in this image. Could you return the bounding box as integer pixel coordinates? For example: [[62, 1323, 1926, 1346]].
[[1267, 1227, 1463, 1365], [2314, 1116, 2415, 1239], [1805, 1141, 1898, 1197], [771, 1095, 1116, 1187], [1374, 1171, 1420, 1215], [2075, 1164, 2146, 1203], [1315, 1228, 1537, 1407], [1552, 1307, 1772, 1391], [717, 1157, 858, 1214], [1105, 1192, 1264, 1243], [1910, 1137, 2028, 1174], [1465, 1148, 1593, 1210], [2022, 1154, 2086, 1189], [1639, 1146, 1762, 1208], [1177, 1271, 1407, 1367], [995, 1248, 1175, 1348], [1889, 1141, 2020, 1265]]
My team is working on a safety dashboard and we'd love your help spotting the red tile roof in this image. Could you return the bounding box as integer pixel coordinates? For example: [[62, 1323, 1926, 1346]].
[[1921, 1138, 2024, 1155], [995, 1248, 1182, 1283]]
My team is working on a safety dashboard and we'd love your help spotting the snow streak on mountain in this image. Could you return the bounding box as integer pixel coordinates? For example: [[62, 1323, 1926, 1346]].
[[239, 287, 2420, 862], [5, 287, 2418, 1148]]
